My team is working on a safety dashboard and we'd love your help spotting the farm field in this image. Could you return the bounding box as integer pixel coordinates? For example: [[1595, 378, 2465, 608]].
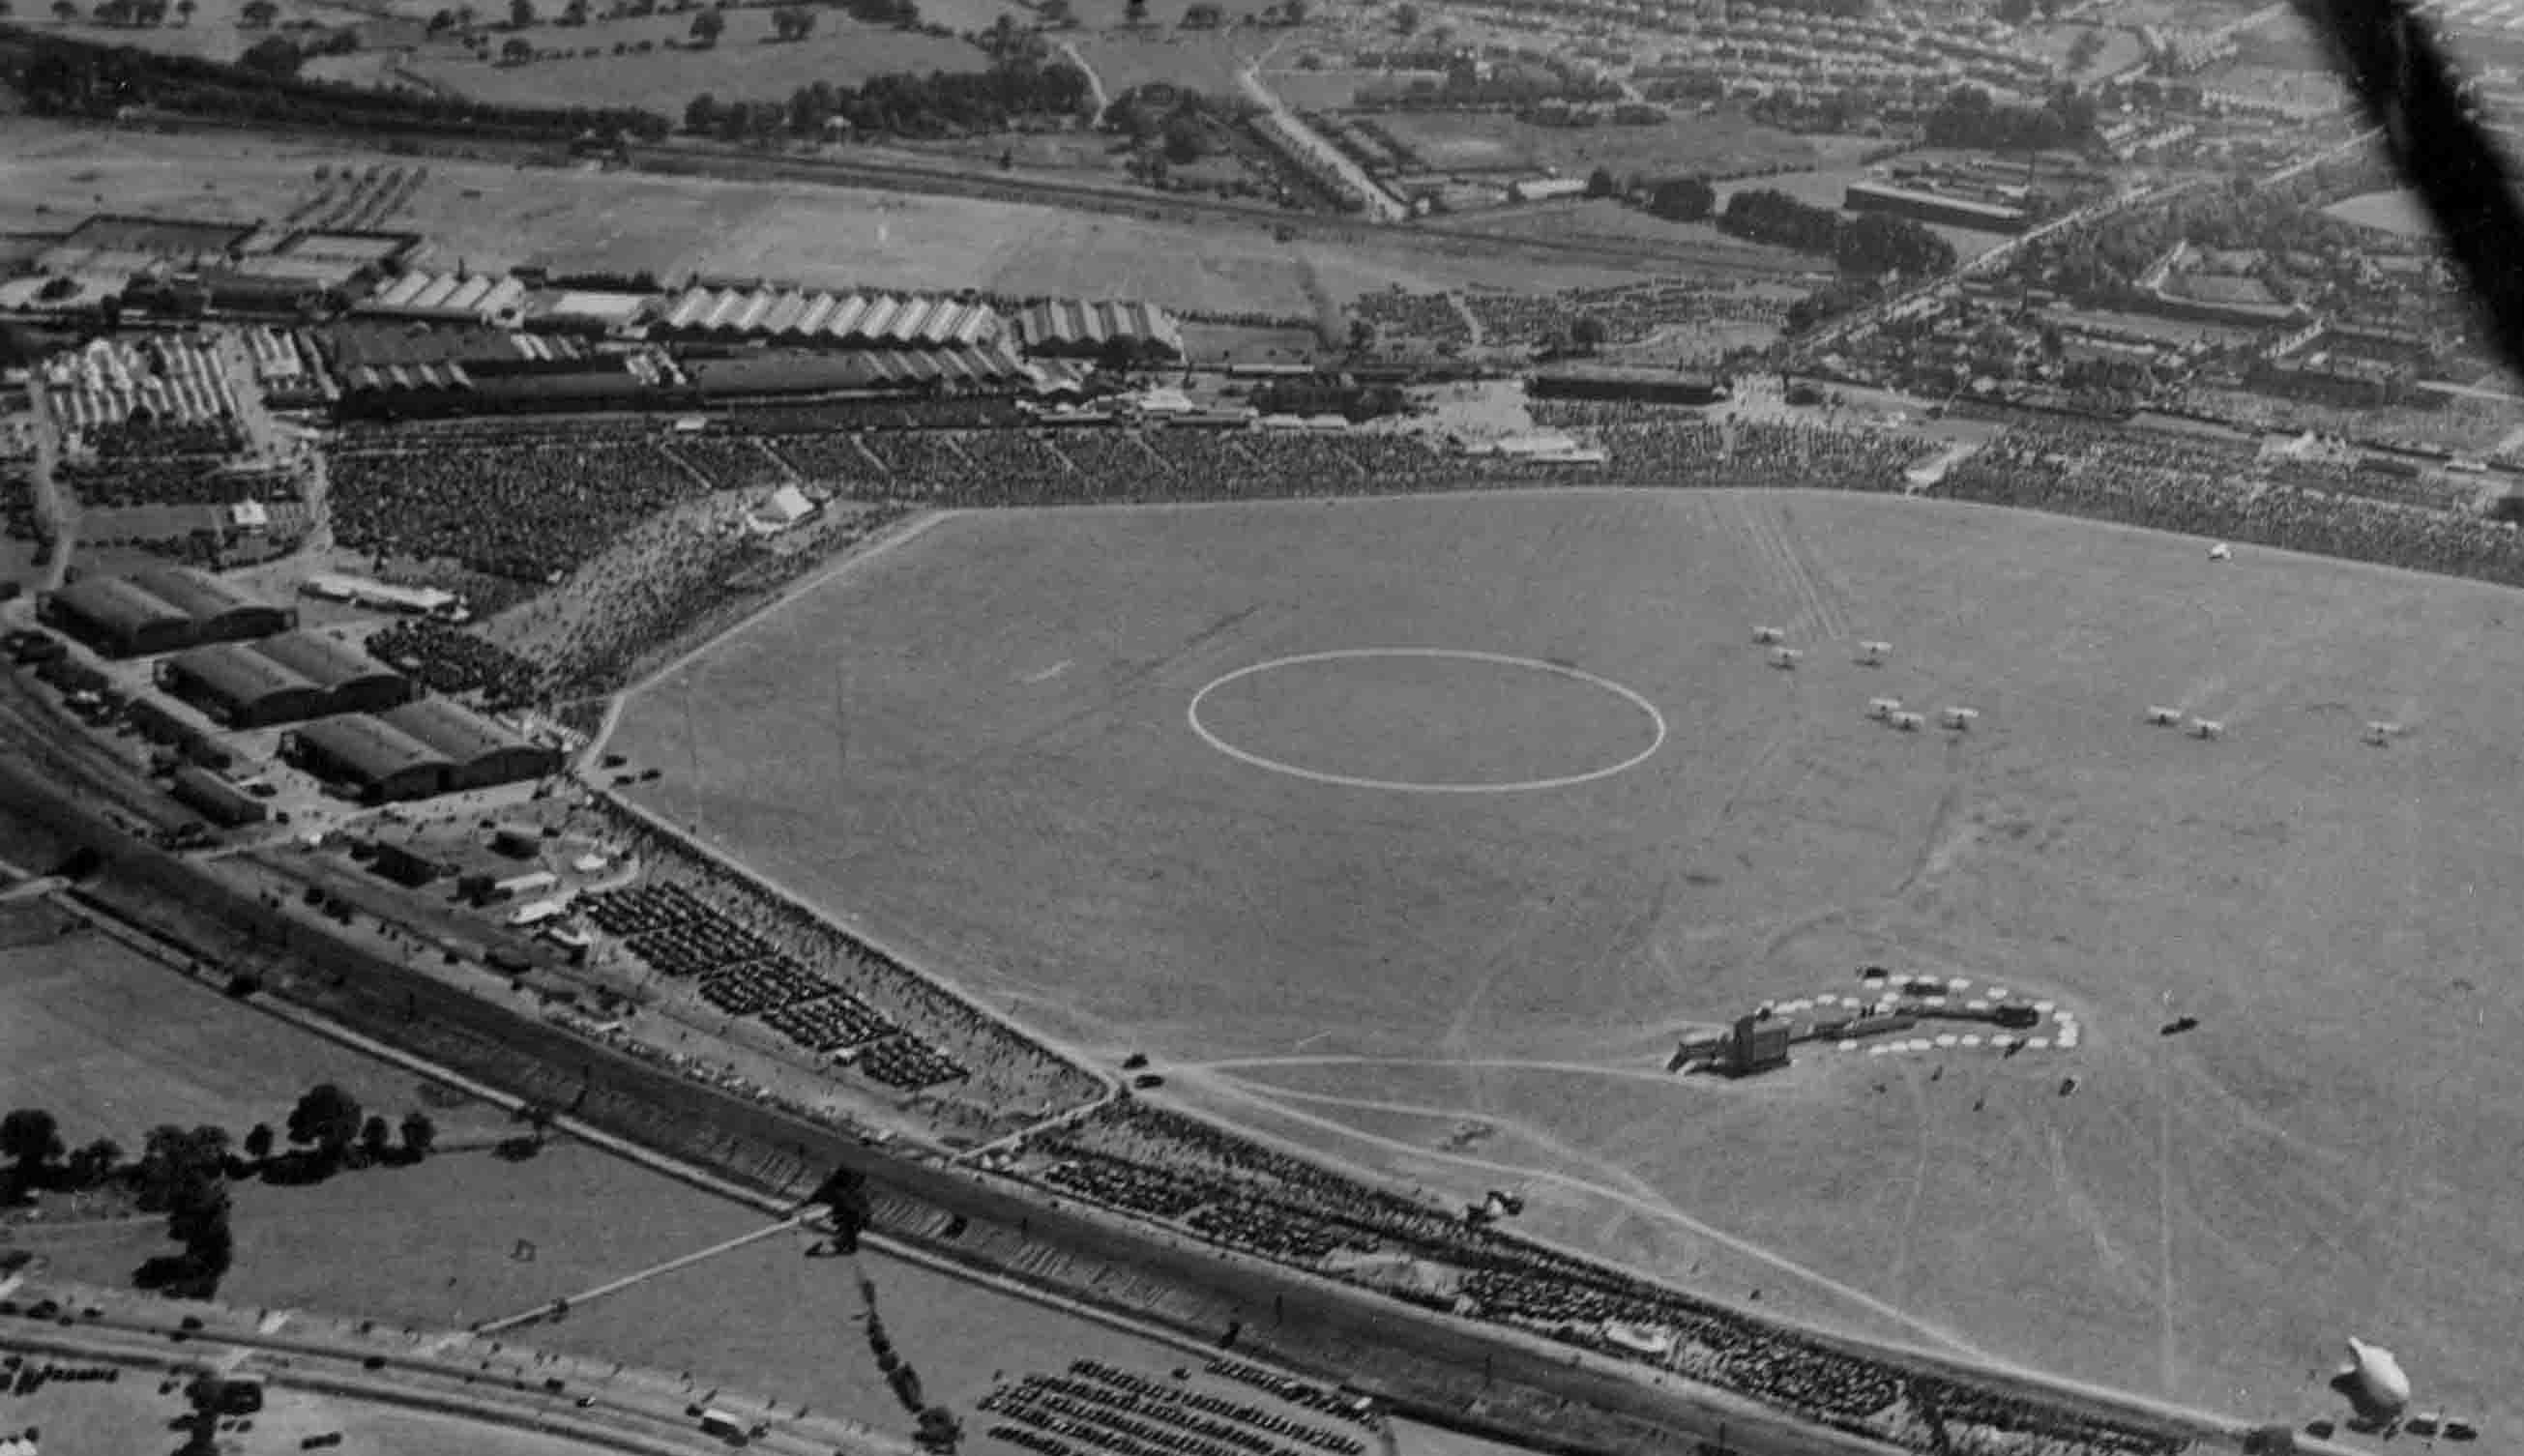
[[7, 1119, 1502, 1456], [1365, 108, 1826, 179], [0, 909, 512, 1153], [616, 488, 2524, 1440], [402, 17, 988, 108]]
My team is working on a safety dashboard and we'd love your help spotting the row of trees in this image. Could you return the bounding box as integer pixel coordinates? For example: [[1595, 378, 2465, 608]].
[[1922, 82, 2098, 153], [13, 29, 670, 138], [5, 1090, 436, 1299], [3, 1092, 438, 1204], [1717, 188, 1957, 277], [682, 53, 1091, 140]]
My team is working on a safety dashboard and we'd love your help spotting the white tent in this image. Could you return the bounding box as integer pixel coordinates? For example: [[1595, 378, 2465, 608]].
[[750, 484, 818, 535]]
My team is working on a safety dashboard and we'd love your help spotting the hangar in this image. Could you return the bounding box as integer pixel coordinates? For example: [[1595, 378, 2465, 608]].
[[128, 566, 295, 645], [251, 630, 417, 715], [158, 631, 414, 727], [159, 643, 332, 728], [44, 575, 198, 657], [284, 714, 452, 802], [379, 697, 560, 791]]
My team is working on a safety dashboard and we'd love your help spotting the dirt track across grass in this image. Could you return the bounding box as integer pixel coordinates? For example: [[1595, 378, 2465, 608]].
[[614, 488, 2524, 1440]]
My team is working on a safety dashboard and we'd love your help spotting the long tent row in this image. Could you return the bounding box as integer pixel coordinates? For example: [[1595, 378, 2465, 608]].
[[284, 696, 562, 801], [157, 629, 417, 729], [1013, 299, 1187, 362], [43, 566, 296, 658], [652, 287, 1002, 350]]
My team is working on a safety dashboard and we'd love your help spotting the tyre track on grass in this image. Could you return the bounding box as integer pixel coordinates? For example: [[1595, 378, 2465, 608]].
[[1189, 1069, 1994, 1357]]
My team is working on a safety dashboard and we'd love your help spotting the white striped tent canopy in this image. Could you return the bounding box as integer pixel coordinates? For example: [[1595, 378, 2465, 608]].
[[2189, 717, 2224, 739], [2145, 706, 2183, 725], [1751, 626, 1787, 644], [1892, 711, 1926, 731], [1940, 706, 1979, 729], [1768, 647, 1803, 668], [2363, 721, 2402, 744], [1867, 696, 1902, 719]]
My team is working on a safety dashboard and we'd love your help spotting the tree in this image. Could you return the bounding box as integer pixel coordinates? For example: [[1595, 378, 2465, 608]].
[[500, 35, 531, 60], [688, 6, 720, 42], [237, 0, 275, 21], [1, 1110, 64, 1188], [1645, 176, 1715, 221], [560, 0, 586, 20], [238, 33, 303, 74], [398, 1111, 436, 1161], [65, 1137, 122, 1189], [685, 91, 719, 131], [135, 1124, 225, 1212], [1122, 0, 1144, 23], [285, 1084, 363, 1169], [1584, 164, 1616, 198], [359, 1115, 393, 1165], [1392, 1, 1415, 31], [509, 0, 533, 22], [51, 0, 76, 18], [1280, 0, 1305, 21], [243, 1122, 275, 1162], [174, 0, 193, 19], [1039, 0, 1071, 22], [1569, 313, 1607, 353], [772, 2, 813, 37]]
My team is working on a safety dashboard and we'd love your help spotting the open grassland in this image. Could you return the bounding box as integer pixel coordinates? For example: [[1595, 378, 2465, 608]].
[[0, 917, 512, 1151], [0, 120, 1667, 311], [403, 18, 986, 108], [617, 489, 2524, 1440], [1070, 29, 1272, 98], [1368, 108, 1826, 179]]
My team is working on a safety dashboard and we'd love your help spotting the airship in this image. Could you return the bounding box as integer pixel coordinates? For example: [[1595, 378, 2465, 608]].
[[2333, 1338, 2412, 1422]]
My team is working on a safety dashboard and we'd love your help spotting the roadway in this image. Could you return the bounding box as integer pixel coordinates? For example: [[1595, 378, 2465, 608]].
[[0, 1280, 912, 1456]]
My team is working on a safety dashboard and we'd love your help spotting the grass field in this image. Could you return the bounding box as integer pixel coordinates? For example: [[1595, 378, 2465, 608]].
[[1367, 108, 1825, 179], [0, 915, 512, 1153], [0, 1362, 610, 1456], [1070, 29, 1271, 98], [615, 488, 2524, 1439], [0, 119, 1666, 313], [403, 17, 987, 108]]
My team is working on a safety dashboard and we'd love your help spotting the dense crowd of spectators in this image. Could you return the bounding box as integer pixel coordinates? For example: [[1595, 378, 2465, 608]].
[[1462, 281, 1788, 348], [1943, 426, 2524, 587], [1011, 1099, 2189, 1456], [331, 434, 712, 582], [367, 619, 543, 710], [1351, 289, 1473, 347]]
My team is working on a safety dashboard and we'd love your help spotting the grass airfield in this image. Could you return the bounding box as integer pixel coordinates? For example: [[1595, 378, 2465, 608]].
[[617, 488, 2524, 1439]]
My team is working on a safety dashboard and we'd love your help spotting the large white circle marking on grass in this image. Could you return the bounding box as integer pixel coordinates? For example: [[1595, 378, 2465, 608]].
[[1186, 648, 1666, 794]]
